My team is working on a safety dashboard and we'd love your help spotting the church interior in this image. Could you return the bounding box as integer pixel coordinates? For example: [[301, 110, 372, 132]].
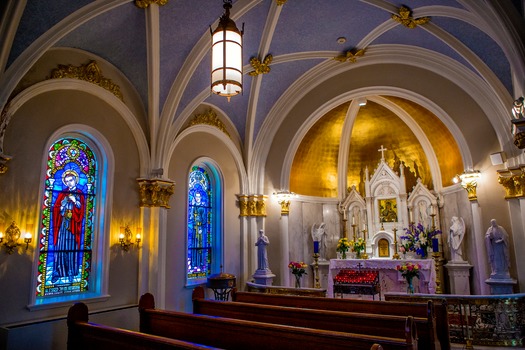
[[1, 1, 525, 349]]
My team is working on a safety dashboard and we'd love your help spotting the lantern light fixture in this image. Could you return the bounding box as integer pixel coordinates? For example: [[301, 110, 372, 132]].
[[211, 0, 244, 101]]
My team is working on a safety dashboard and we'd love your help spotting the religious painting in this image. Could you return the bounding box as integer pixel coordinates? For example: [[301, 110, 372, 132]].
[[379, 198, 398, 222], [378, 238, 390, 257]]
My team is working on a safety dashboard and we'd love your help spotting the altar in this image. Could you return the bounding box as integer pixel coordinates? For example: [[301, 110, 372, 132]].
[[327, 258, 436, 298]]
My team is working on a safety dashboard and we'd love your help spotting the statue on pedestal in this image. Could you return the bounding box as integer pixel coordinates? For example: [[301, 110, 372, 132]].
[[485, 219, 510, 278], [448, 216, 465, 262], [255, 229, 270, 271]]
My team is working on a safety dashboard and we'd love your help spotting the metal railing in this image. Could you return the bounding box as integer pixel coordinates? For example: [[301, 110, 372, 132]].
[[385, 292, 525, 347]]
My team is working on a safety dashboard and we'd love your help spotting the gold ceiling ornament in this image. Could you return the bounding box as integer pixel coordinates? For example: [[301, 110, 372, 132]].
[[188, 109, 231, 138], [334, 48, 366, 63], [275, 0, 287, 5], [49, 60, 123, 101], [497, 168, 525, 199], [248, 54, 273, 76], [391, 6, 430, 29], [135, 0, 168, 9], [137, 178, 175, 208]]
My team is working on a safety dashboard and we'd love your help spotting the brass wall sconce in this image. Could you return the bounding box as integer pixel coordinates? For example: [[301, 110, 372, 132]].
[[273, 190, 297, 215], [119, 225, 141, 251], [453, 169, 481, 201], [0, 221, 32, 254]]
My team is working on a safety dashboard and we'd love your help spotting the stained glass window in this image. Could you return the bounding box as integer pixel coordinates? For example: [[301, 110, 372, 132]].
[[187, 165, 213, 281], [36, 138, 97, 297]]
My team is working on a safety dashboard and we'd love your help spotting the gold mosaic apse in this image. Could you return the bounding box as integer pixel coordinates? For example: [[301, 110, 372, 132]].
[[290, 96, 463, 198], [290, 102, 349, 197]]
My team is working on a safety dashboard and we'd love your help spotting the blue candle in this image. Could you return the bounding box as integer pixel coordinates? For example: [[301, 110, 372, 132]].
[[314, 241, 319, 254], [432, 238, 439, 252]]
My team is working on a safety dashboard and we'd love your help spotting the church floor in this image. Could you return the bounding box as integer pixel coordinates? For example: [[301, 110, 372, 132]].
[[451, 345, 524, 350]]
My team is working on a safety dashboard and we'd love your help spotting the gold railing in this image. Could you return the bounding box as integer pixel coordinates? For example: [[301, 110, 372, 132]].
[[245, 282, 327, 297], [385, 293, 525, 347]]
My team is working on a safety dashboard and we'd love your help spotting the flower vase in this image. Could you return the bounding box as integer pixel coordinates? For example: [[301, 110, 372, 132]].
[[356, 251, 361, 259], [341, 251, 347, 259], [294, 275, 301, 288], [406, 276, 415, 294], [418, 250, 428, 259]]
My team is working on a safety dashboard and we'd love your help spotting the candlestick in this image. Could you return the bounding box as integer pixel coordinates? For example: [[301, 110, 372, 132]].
[[361, 228, 368, 259], [392, 227, 400, 259], [313, 253, 320, 288]]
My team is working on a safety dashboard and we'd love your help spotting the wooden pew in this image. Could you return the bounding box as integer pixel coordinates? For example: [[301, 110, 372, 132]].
[[67, 302, 219, 350], [140, 293, 395, 350], [232, 289, 449, 350], [191, 287, 420, 350]]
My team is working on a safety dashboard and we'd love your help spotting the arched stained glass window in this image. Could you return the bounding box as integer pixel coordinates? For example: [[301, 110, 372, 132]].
[[187, 166, 213, 281], [36, 138, 97, 297]]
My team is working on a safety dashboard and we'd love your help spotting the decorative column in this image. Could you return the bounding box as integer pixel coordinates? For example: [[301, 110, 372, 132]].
[[137, 178, 175, 308], [274, 190, 296, 287]]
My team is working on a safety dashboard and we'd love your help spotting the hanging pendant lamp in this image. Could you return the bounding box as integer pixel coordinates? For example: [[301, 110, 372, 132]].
[[211, 0, 243, 101]]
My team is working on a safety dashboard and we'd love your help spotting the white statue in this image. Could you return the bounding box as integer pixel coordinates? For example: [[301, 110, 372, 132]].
[[448, 216, 465, 262], [485, 219, 511, 278], [417, 200, 429, 226], [311, 223, 327, 260], [255, 229, 270, 271]]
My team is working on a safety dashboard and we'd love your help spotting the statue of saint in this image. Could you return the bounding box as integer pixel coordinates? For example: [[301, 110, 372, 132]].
[[485, 219, 511, 278], [448, 216, 465, 262], [255, 229, 270, 271], [311, 223, 327, 260]]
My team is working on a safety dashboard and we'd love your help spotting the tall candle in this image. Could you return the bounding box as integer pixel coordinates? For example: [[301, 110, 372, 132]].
[[432, 237, 439, 252], [313, 241, 319, 254]]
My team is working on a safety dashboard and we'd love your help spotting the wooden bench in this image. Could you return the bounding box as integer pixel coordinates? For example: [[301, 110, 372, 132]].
[[140, 292, 392, 350], [232, 289, 447, 350], [67, 302, 219, 350]]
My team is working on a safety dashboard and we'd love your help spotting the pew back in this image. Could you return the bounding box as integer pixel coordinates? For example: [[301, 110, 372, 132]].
[[67, 302, 219, 350], [140, 293, 404, 350], [232, 289, 449, 350]]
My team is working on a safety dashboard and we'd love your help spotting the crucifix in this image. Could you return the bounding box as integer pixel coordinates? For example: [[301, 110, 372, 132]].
[[378, 145, 387, 160]]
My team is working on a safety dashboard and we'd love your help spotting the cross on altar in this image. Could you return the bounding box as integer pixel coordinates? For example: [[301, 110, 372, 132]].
[[378, 145, 387, 160]]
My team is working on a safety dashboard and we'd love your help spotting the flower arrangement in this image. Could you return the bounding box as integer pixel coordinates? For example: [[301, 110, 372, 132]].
[[288, 261, 308, 288], [350, 237, 366, 257], [400, 223, 441, 258], [288, 261, 308, 278], [396, 262, 421, 279], [396, 262, 421, 294], [336, 237, 351, 259]]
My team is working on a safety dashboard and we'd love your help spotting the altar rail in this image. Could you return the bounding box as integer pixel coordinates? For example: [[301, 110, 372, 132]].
[[245, 281, 327, 297], [385, 292, 525, 347]]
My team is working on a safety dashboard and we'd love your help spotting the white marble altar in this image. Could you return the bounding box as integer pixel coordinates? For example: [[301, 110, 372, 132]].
[[327, 258, 437, 297]]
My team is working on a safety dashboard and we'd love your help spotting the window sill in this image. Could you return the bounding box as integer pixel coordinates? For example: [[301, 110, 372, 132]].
[[27, 293, 111, 311]]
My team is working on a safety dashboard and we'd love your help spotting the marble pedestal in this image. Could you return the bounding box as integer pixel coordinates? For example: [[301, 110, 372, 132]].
[[485, 277, 517, 294], [445, 261, 472, 295], [253, 269, 276, 286]]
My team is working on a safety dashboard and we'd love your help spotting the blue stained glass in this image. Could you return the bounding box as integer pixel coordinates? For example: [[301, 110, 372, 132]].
[[187, 166, 213, 280], [36, 138, 97, 297]]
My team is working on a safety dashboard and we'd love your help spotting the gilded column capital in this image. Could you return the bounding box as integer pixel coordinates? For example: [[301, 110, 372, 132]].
[[137, 178, 175, 208], [498, 168, 525, 199], [236, 194, 249, 217]]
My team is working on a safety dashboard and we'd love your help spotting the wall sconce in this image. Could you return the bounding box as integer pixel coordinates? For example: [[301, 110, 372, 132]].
[[0, 221, 32, 254], [453, 169, 481, 201], [211, 0, 244, 101], [119, 225, 141, 251], [273, 190, 297, 215]]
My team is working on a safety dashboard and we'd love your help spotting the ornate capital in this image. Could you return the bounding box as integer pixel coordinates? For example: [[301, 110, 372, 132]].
[[498, 168, 525, 199], [49, 60, 123, 100], [391, 6, 430, 29], [236, 194, 267, 217], [137, 178, 175, 208], [334, 48, 366, 63], [249, 55, 272, 76], [135, 0, 168, 9]]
